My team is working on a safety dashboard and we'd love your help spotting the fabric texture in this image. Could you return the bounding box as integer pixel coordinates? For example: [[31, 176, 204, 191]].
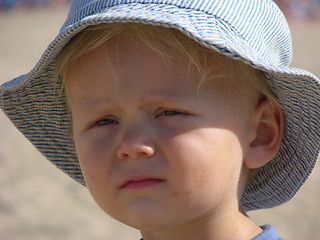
[[252, 225, 283, 240], [139, 224, 283, 240], [1, 0, 319, 211]]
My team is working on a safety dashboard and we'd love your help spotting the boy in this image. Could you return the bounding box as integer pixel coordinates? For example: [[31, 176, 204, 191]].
[[1, 0, 319, 239]]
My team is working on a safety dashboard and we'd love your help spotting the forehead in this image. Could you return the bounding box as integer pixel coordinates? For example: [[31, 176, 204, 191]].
[[65, 36, 206, 108], [60, 23, 232, 79]]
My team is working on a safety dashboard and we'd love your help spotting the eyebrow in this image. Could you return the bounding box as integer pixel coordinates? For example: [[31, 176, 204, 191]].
[[139, 93, 198, 105], [84, 92, 199, 113]]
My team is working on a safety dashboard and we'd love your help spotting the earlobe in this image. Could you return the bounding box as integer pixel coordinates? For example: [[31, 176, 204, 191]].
[[245, 100, 284, 169]]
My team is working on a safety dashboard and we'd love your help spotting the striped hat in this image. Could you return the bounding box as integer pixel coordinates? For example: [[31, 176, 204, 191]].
[[1, 0, 319, 211]]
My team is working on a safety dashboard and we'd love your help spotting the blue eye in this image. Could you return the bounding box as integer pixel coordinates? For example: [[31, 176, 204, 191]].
[[96, 118, 118, 126], [157, 110, 186, 117], [161, 110, 183, 116]]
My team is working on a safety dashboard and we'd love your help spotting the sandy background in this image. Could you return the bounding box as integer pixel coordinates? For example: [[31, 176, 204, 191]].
[[0, 7, 320, 240]]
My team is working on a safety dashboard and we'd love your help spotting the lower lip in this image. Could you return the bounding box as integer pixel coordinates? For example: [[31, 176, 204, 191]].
[[122, 179, 164, 189]]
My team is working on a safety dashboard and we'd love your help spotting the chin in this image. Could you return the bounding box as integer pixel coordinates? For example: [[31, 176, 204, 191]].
[[117, 209, 172, 233]]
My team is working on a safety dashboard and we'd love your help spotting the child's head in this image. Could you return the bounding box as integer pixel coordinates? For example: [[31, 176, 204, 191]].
[[56, 23, 279, 112], [1, 0, 319, 238], [53, 23, 284, 231]]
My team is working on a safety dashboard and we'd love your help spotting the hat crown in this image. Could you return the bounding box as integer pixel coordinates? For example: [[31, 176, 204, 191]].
[[62, 0, 292, 67]]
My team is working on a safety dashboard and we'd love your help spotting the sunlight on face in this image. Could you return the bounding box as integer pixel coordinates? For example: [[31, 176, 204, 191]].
[[65, 35, 254, 235]]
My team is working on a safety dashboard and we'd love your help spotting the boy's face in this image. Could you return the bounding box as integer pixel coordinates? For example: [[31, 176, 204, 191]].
[[66, 36, 255, 233]]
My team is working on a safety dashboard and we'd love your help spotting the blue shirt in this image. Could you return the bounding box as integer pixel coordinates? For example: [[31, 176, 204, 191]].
[[140, 224, 283, 240], [252, 224, 283, 240]]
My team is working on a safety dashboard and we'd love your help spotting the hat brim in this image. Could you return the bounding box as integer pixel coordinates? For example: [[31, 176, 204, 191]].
[[1, 2, 319, 211]]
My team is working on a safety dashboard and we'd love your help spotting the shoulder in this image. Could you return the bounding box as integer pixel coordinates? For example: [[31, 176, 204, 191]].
[[140, 224, 283, 240], [252, 224, 284, 240]]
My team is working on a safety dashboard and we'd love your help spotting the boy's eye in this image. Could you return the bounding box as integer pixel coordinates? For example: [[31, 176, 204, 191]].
[[157, 110, 185, 117], [96, 118, 118, 126]]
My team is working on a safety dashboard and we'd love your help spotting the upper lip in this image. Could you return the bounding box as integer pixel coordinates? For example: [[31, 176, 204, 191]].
[[120, 174, 164, 188]]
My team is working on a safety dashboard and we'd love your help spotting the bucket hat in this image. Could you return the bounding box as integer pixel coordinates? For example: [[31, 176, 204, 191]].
[[1, 0, 319, 211]]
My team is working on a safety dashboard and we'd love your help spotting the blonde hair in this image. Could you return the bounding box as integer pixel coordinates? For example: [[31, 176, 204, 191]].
[[55, 23, 279, 110]]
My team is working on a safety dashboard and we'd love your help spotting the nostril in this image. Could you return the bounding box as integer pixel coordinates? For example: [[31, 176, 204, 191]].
[[119, 152, 130, 160], [116, 130, 156, 160], [117, 144, 156, 160]]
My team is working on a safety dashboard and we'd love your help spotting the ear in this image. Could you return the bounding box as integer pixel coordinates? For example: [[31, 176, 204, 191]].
[[245, 99, 284, 169]]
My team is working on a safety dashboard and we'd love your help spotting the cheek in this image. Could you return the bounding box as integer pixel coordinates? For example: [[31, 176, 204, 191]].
[[73, 130, 115, 189], [166, 128, 243, 171], [74, 135, 121, 215], [163, 129, 244, 202]]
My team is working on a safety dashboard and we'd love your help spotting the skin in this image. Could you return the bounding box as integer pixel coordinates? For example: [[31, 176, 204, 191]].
[[65, 35, 281, 240]]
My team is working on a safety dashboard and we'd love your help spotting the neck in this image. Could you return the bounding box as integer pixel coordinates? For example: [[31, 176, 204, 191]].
[[140, 208, 262, 240]]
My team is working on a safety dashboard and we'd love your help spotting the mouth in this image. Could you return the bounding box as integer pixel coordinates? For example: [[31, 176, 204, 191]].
[[120, 176, 165, 190]]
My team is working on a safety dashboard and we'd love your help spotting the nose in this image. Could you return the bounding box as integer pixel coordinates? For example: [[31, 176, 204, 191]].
[[116, 130, 156, 160]]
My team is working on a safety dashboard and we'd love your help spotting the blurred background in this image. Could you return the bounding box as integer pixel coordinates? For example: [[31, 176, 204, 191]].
[[0, 1, 320, 239], [0, 0, 70, 10], [274, 0, 320, 21], [1, 0, 320, 20]]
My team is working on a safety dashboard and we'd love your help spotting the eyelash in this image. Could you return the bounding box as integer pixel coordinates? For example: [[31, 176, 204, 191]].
[[156, 109, 185, 117], [95, 118, 118, 126], [94, 109, 187, 127]]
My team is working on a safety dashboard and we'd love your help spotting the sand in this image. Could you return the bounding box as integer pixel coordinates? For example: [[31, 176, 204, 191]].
[[0, 7, 319, 240]]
